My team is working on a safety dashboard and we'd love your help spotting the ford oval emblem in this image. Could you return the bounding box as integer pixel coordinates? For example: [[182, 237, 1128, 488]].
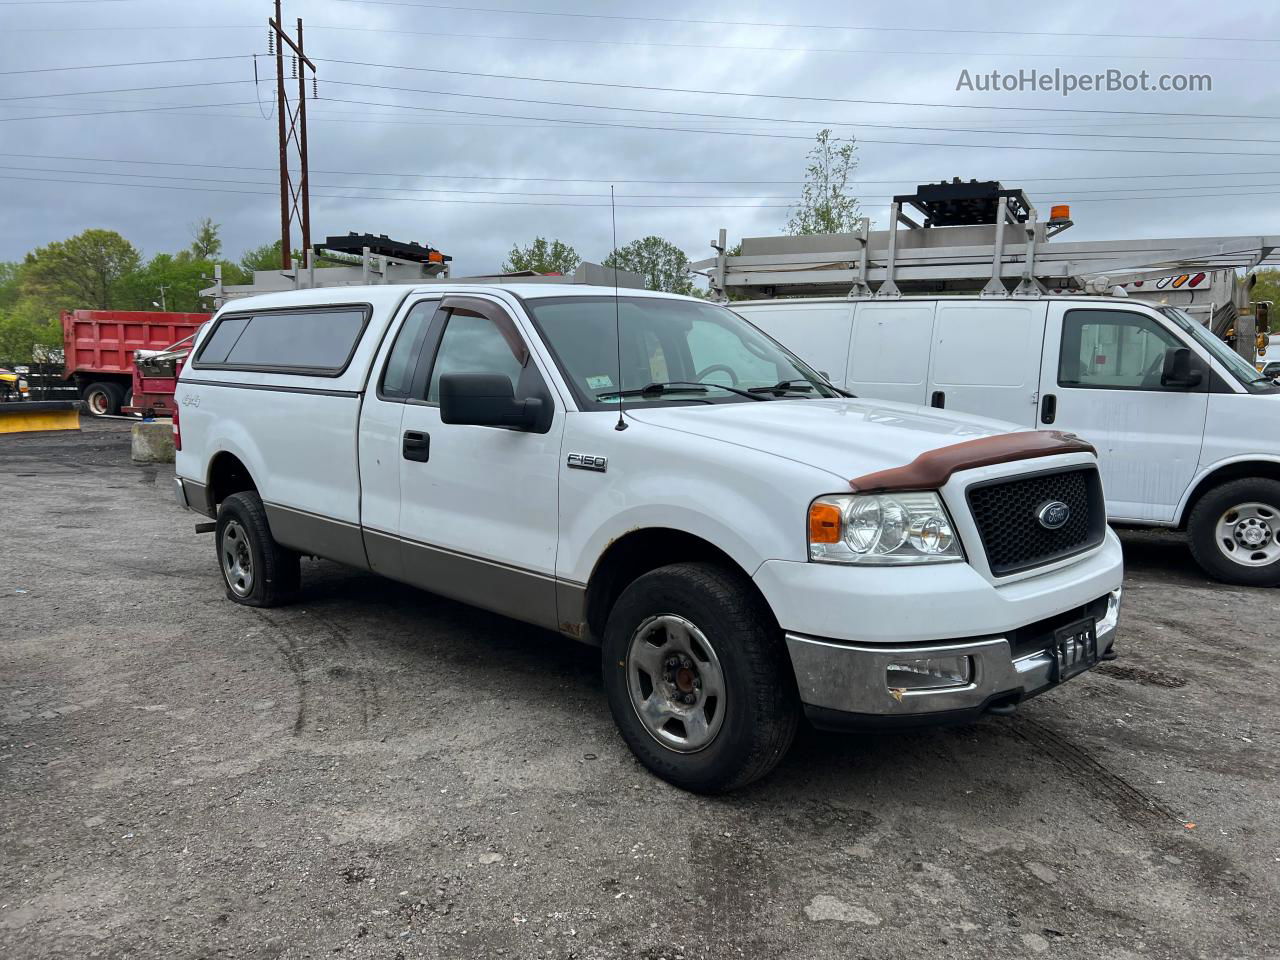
[[1037, 501, 1071, 530]]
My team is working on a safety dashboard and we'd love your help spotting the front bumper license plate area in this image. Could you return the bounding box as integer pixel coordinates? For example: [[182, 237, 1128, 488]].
[[1053, 617, 1098, 683]]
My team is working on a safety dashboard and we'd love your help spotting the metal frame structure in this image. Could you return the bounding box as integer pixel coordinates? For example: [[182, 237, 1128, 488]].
[[269, 1, 316, 272], [693, 181, 1280, 304]]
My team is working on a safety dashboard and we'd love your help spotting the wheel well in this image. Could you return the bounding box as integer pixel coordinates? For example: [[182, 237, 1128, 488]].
[[1179, 461, 1280, 528], [584, 528, 766, 642], [77, 374, 131, 393], [207, 452, 257, 509]]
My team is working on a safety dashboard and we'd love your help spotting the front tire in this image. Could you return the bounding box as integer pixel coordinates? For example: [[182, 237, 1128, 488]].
[[1188, 477, 1280, 586], [602, 562, 799, 793], [215, 491, 301, 606]]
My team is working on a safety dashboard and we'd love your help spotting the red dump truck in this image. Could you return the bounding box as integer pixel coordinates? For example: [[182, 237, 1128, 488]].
[[61, 310, 208, 416]]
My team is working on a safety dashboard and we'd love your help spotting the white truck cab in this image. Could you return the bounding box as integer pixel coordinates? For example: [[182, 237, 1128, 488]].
[[739, 295, 1280, 586], [174, 284, 1123, 791]]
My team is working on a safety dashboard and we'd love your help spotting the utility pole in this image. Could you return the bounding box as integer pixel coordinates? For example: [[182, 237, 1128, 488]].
[[156, 285, 168, 310], [268, 1, 317, 271]]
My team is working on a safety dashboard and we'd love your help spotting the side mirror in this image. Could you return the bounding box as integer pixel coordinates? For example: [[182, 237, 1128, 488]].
[[439, 373, 542, 430], [1161, 347, 1203, 389]]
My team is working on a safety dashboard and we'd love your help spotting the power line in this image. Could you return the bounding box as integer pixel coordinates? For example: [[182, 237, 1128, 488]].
[[312, 58, 1280, 122], [319, 95, 1280, 157], [3, 20, 1272, 66], [0, 173, 793, 208], [0, 100, 260, 123], [329, 0, 1274, 44], [278, 28, 1280, 66], [320, 77, 1280, 146], [8, 162, 1280, 203], [0, 79, 251, 102], [4, 172, 1280, 209], [0, 55, 251, 76], [8, 151, 1280, 189]]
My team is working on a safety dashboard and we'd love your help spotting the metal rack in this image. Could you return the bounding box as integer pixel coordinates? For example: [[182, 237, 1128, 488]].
[[693, 180, 1280, 303]]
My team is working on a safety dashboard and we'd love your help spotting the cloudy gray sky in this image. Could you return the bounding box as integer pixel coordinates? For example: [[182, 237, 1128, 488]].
[[1, 0, 1277, 278]]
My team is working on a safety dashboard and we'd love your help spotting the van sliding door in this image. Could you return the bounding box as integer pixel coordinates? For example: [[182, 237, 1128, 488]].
[[925, 301, 1046, 426], [845, 302, 937, 406]]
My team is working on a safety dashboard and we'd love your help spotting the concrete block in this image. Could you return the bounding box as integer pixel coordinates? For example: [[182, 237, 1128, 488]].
[[131, 421, 175, 463]]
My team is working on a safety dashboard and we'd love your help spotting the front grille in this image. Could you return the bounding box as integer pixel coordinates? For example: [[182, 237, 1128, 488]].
[[966, 466, 1105, 576]]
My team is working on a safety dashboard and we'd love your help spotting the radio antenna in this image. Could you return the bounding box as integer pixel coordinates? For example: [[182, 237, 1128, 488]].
[[611, 185, 627, 432]]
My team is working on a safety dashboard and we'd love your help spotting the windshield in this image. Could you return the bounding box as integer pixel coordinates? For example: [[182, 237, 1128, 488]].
[[1158, 305, 1277, 392], [525, 295, 840, 408]]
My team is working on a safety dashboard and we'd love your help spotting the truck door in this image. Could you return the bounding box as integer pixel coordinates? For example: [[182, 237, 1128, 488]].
[[357, 296, 440, 581], [1037, 303, 1209, 522], [845, 302, 936, 405], [394, 295, 562, 629], [925, 301, 1044, 425]]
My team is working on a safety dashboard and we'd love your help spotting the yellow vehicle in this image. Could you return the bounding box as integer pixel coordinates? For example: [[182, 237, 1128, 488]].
[[0, 367, 30, 401]]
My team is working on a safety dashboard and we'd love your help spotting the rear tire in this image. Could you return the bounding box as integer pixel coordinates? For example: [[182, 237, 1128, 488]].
[[602, 562, 799, 793], [215, 491, 301, 607], [1187, 477, 1280, 586], [82, 381, 122, 417]]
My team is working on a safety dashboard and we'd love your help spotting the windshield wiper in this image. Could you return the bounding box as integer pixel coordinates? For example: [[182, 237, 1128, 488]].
[[597, 380, 768, 402], [748, 379, 815, 396]]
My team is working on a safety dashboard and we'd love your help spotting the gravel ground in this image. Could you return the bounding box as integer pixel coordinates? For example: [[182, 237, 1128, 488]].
[[2, 420, 1277, 960]]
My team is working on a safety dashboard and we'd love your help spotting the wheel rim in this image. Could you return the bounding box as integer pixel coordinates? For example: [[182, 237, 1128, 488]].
[[220, 519, 254, 596], [87, 390, 107, 415], [1214, 501, 1280, 567], [625, 614, 726, 754]]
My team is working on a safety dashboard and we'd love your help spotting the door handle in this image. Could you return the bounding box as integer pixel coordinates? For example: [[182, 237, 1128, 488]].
[[930, 390, 945, 408], [1040, 393, 1057, 425], [402, 430, 430, 462]]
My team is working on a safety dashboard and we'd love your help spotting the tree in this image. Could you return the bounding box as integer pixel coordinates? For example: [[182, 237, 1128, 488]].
[[119, 253, 219, 313], [0, 296, 62, 367], [604, 235, 695, 295], [1249, 268, 1280, 307], [786, 129, 863, 236], [0, 262, 20, 313], [189, 217, 222, 260], [22, 229, 141, 310], [239, 239, 302, 274], [501, 236, 580, 275]]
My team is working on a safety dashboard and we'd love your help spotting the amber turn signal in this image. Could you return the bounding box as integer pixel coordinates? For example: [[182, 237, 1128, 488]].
[[808, 502, 843, 544]]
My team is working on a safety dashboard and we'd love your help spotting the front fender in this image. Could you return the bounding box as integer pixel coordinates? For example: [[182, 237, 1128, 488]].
[[1174, 453, 1280, 524], [556, 415, 842, 586]]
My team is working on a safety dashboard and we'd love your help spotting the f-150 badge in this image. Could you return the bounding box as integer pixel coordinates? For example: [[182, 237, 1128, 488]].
[[567, 453, 608, 473]]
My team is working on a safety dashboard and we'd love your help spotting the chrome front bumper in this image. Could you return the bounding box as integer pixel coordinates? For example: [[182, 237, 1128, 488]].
[[786, 589, 1121, 720]]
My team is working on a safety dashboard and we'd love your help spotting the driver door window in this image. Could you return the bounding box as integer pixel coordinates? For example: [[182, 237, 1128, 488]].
[[426, 308, 526, 403], [1059, 310, 1182, 391]]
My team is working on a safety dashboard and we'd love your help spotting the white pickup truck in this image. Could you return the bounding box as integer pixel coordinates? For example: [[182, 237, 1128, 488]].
[[174, 284, 1123, 792]]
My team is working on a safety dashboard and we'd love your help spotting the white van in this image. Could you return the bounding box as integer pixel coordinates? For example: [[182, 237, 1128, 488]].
[[737, 295, 1280, 586]]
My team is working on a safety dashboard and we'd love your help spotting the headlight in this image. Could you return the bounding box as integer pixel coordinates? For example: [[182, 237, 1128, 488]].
[[808, 492, 964, 565]]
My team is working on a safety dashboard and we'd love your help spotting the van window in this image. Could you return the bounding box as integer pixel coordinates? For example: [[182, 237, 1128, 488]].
[[426, 308, 526, 403], [196, 306, 369, 374], [686, 320, 777, 386], [1059, 310, 1181, 390], [380, 300, 438, 399]]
